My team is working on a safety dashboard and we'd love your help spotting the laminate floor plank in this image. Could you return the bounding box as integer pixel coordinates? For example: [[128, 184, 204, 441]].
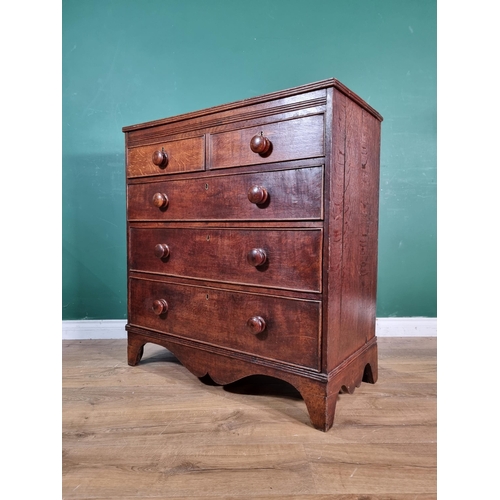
[[62, 337, 436, 499], [76, 496, 436, 500]]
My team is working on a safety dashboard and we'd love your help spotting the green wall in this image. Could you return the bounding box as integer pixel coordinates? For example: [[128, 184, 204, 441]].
[[62, 0, 436, 320]]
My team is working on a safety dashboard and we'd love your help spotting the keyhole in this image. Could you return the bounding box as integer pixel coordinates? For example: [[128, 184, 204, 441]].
[[205, 183, 209, 190], [206, 294, 209, 300], [206, 235, 210, 241]]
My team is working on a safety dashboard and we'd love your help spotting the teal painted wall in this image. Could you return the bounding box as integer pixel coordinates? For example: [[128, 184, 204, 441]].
[[62, 0, 436, 320]]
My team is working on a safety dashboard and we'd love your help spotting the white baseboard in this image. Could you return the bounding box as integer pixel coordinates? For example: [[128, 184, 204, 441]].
[[62, 320, 128, 340], [62, 317, 436, 340], [375, 317, 436, 337]]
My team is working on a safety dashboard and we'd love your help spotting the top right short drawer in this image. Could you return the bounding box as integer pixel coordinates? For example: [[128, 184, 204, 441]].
[[209, 113, 324, 170]]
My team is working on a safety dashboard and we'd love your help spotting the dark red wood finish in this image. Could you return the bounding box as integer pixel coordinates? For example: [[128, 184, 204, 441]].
[[127, 166, 324, 221], [123, 78, 382, 431], [129, 227, 323, 292], [127, 135, 205, 177], [129, 277, 321, 369], [210, 113, 324, 169]]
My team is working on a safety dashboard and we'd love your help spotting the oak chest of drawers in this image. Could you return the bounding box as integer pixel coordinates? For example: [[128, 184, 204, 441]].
[[123, 78, 382, 431]]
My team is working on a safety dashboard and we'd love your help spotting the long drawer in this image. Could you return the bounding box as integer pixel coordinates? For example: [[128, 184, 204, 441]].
[[127, 166, 323, 221], [129, 277, 321, 370], [129, 227, 322, 292]]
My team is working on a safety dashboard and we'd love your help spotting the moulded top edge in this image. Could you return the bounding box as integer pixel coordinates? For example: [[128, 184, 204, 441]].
[[122, 78, 383, 133]]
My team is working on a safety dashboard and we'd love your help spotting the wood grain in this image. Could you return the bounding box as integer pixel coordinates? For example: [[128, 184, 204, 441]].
[[127, 166, 324, 222], [127, 136, 205, 177], [62, 337, 436, 499], [334, 99, 381, 366], [209, 113, 324, 169], [129, 227, 323, 292], [128, 277, 321, 369], [124, 88, 328, 145]]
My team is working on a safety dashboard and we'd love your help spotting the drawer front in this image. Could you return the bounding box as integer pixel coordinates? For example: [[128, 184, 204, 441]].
[[129, 278, 321, 370], [129, 227, 322, 292], [209, 114, 324, 170], [127, 136, 205, 177], [128, 166, 323, 221]]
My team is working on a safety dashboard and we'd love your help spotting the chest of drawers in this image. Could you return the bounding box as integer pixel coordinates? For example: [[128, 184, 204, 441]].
[[123, 78, 382, 431]]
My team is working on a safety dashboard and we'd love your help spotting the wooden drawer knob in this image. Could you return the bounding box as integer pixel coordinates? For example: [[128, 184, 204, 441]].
[[152, 192, 169, 208], [250, 133, 271, 155], [152, 149, 168, 168], [152, 299, 168, 315], [247, 185, 268, 205], [247, 248, 267, 267], [247, 315, 266, 334], [154, 243, 170, 259]]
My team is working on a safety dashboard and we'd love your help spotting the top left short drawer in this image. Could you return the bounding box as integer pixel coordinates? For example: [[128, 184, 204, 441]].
[[126, 136, 205, 178]]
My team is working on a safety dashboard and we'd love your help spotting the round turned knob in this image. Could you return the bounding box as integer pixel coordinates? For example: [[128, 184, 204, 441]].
[[247, 315, 266, 334], [152, 299, 168, 315], [152, 149, 168, 168], [152, 192, 169, 208], [250, 133, 271, 155], [247, 185, 268, 205], [154, 243, 170, 259], [247, 248, 267, 267]]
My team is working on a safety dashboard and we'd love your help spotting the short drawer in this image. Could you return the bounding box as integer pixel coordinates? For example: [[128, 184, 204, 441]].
[[129, 277, 321, 370], [127, 166, 323, 221], [209, 114, 324, 170], [127, 136, 205, 177], [129, 227, 322, 293]]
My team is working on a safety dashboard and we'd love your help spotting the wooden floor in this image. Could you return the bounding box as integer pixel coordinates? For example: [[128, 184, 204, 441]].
[[62, 337, 436, 499]]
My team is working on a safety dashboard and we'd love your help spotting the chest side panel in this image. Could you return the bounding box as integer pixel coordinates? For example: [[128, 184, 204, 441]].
[[330, 95, 381, 368]]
